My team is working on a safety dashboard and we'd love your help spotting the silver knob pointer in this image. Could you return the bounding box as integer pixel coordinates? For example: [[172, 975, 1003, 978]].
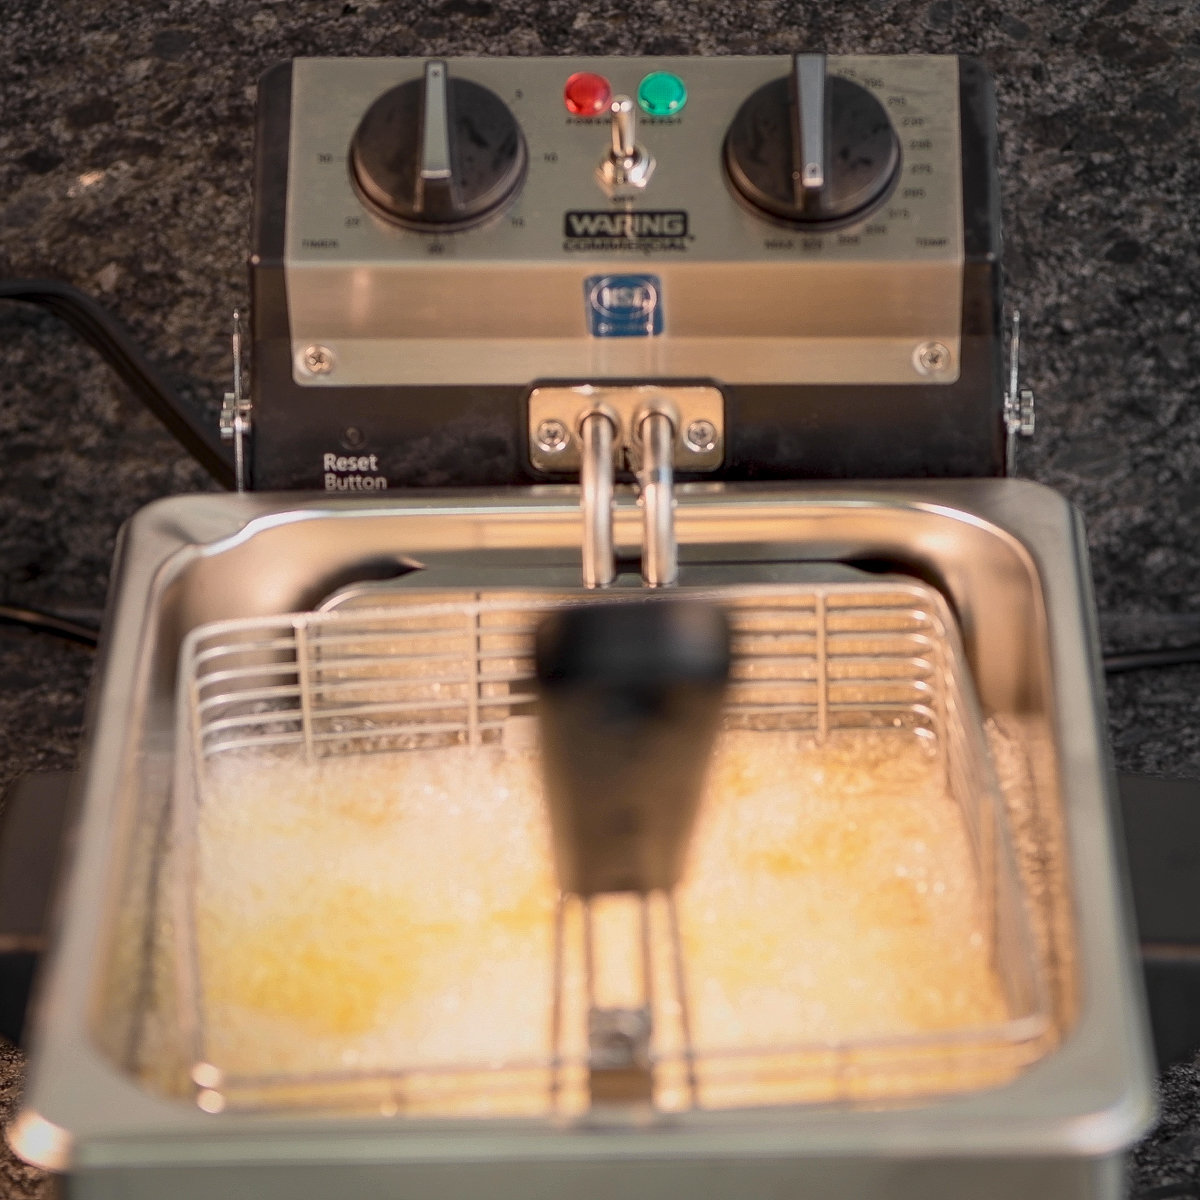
[[792, 53, 827, 202], [420, 60, 453, 181]]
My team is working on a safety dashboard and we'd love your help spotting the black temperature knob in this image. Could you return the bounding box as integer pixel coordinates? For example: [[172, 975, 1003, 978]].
[[350, 60, 527, 231], [724, 53, 900, 228]]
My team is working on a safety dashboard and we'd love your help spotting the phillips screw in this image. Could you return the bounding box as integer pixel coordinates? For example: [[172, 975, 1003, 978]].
[[913, 341, 951, 376], [684, 419, 718, 454], [536, 418, 571, 454], [301, 344, 336, 375]]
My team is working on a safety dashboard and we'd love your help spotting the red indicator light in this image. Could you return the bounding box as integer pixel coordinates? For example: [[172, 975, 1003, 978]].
[[564, 72, 612, 117]]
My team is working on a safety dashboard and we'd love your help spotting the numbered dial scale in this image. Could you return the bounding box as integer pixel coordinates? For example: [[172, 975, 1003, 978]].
[[251, 55, 1003, 490]]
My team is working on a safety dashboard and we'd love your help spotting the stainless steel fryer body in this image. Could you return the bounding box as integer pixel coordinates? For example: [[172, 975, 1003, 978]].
[[10, 480, 1155, 1199]]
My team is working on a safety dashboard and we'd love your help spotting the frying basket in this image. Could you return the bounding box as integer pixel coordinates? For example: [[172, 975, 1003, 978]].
[[172, 582, 1052, 1115]]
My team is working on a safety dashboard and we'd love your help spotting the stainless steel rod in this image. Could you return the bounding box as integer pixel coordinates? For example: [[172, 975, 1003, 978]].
[[580, 411, 616, 588], [583, 897, 596, 1011], [639, 893, 654, 1014], [638, 411, 677, 587], [549, 894, 566, 1109], [667, 891, 699, 1108]]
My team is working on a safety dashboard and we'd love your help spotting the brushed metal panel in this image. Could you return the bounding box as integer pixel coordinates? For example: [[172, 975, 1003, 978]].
[[283, 56, 963, 387]]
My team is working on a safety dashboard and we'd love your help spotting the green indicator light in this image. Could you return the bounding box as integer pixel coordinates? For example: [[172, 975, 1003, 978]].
[[637, 71, 687, 117]]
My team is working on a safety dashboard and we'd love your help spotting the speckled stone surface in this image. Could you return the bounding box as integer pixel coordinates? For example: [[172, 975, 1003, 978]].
[[1, 0, 1199, 1195]]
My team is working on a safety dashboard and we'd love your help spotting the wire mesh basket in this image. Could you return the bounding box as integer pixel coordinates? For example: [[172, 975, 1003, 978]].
[[172, 581, 1052, 1116]]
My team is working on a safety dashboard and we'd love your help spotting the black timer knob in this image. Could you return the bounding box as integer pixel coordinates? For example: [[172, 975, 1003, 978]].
[[724, 53, 900, 227], [350, 60, 527, 230]]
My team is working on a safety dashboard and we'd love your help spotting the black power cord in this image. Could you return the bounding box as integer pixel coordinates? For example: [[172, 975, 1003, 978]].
[[0, 279, 234, 489], [1, 282, 232, 651], [0, 606, 99, 648], [1104, 646, 1200, 674]]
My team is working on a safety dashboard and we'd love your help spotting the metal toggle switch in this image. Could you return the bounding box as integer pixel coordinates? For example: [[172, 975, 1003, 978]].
[[596, 95, 656, 198]]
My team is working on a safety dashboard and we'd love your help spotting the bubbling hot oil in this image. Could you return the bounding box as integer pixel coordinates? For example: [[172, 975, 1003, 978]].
[[194, 729, 1007, 1105]]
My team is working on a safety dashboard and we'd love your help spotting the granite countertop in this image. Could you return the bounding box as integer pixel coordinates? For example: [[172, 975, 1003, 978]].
[[1, 0, 1199, 1195]]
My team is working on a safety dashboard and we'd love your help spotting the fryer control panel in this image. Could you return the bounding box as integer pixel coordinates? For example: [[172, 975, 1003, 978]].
[[281, 55, 966, 390]]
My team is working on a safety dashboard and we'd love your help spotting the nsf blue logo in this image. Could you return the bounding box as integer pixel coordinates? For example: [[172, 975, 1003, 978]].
[[584, 274, 663, 338]]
